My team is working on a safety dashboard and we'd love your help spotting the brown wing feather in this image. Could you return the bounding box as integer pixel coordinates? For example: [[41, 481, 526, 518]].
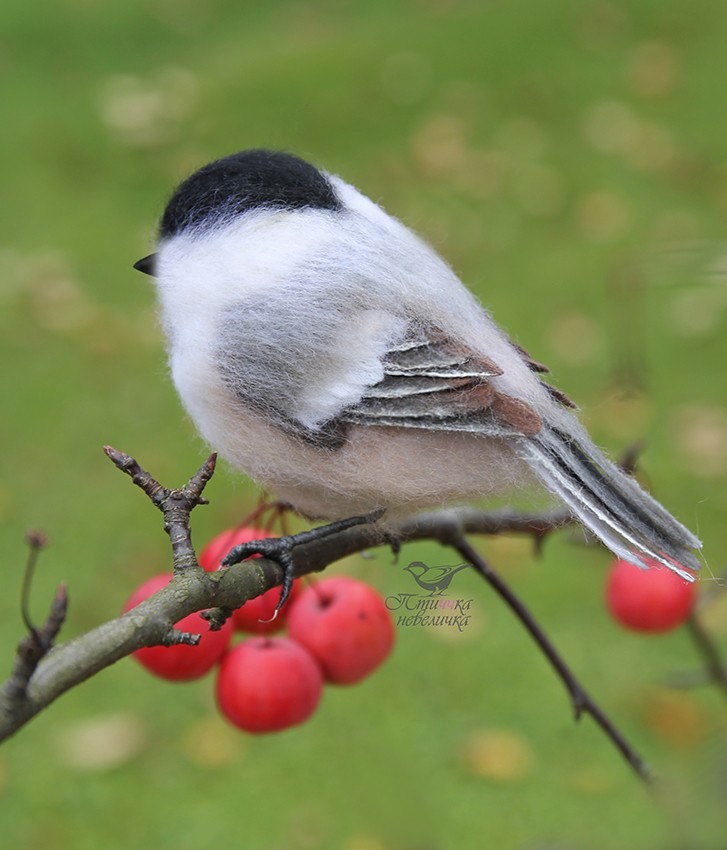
[[511, 340, 577, 409], [337, 326, 543, 439]]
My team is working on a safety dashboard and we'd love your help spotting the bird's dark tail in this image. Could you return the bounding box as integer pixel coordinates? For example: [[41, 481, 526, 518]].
[[520, 425, 702, 581]]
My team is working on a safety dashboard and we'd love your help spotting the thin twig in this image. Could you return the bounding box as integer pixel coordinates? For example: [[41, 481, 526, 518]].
[[20, 531, 48, 635], [103, 445, 217, 572], [452, 535, 654, 784], [617, 439, 646, 476], [684, 614, 727, 702], [5, 532, 68, 705]]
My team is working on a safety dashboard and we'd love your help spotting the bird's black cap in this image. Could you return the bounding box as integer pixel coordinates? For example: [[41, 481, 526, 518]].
[[159, 149, 342, 239]]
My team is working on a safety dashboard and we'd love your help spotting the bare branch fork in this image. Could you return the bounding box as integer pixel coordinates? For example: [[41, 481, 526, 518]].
[[0, 447, 658, 781]]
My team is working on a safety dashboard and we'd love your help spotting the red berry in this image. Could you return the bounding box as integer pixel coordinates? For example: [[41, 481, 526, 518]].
[[216, 637, 323, 733], [123, 573, 234, 681], [605, 557, 697, 633], [287, 576, 395, 685], [198, 525, 275, 572]]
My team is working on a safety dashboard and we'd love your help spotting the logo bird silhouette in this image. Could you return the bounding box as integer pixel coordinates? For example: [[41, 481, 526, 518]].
[[403, 561, 470, 595]]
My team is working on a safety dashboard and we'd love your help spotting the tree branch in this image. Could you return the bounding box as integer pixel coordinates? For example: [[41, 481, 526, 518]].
[[682, 614, 727, 702], [452, 536, 653, 783], [0, 448, 649, 786]]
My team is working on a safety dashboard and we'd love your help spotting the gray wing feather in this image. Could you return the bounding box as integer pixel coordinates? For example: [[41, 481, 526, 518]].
[[341, 327, 702, 579], [338, 330, 539, 437], [361, 374, 476, 399], [382, 337, 502, 379], [521, 426, 702, 580]]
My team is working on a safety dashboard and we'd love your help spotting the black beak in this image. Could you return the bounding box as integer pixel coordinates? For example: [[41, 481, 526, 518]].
[[133, 253, 157, 277]]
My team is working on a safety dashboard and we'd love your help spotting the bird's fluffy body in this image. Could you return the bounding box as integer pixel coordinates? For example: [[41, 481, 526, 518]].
[[150, 150, 701, 579], [156, 188, 532, 513]]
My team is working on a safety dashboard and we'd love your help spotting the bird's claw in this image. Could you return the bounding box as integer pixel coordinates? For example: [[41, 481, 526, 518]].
[[222, 536, 297, 613], [220, 509, 386, 615]]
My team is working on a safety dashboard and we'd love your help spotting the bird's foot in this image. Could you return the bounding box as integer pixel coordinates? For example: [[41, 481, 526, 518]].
[[221, 509, 385, 615]]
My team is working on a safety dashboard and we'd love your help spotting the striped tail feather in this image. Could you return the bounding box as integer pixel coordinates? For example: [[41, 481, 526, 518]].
[[519, 426, 702, 582]]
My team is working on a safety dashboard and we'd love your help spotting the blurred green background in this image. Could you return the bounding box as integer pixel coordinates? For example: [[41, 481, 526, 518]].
[[1, 0, 726, 848]]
